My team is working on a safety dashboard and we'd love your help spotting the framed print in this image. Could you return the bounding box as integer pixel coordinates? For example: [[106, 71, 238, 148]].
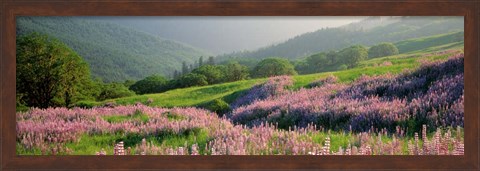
[[1, 0, 479, 170]]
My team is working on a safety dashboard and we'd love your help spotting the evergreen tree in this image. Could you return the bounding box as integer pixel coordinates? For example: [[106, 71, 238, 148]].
[[208, 56, 215, 65], [173, 70, 180, 79], [199, 56, 204, 66], [182, 61, 188, 75]]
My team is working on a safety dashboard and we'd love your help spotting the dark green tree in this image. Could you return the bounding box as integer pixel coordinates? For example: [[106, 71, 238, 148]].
[[338, 45, 368, 68], [224, 62, 249, 82], [252, 58, 297, 78], [368, 42, 399, 58], [305, 52, 329, 73], [199, 56, 204, 66], [325, 51, 338, 66], [191, 65, 226, 84], [129, 74, 168, 94], [179, 73, 208, 87], [16, 32, 94, 108], [182, 61, 188, 75]]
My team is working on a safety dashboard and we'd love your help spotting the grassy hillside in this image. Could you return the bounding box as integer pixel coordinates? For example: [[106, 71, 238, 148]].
[[16, 17, 212, 82], [102, 43, 463, 109], [218, 16, 463, 61], [394, 31, 464, 53]]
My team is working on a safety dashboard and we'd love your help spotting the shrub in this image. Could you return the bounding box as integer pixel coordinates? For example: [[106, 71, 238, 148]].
[[129, 74, 168, 95], [97, 83, 135, 101], [203, 99, 230, 116], [179, 73, 208, 87], [71, 100, 99, 109], [338, 64, 348, 70], [368, 43, 399, 58]]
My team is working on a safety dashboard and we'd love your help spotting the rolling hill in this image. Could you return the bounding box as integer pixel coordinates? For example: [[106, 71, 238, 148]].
[[16, 17, 212, 82], [95, 37, 463, 110], [217, 16, 463, 61]]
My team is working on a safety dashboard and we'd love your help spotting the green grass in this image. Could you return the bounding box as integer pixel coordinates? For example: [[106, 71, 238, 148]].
[[108, 79, 265, 108], [394, 31, 464, 53], [310, 131, 356, 152]]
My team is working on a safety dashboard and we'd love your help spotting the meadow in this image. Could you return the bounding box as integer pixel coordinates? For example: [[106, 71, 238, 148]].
[[17, 45, 465, 155]]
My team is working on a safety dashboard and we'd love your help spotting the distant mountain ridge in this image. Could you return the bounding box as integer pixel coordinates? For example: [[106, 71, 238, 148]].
[[17, 17, 212, 82], [217, 16, 463, 61]]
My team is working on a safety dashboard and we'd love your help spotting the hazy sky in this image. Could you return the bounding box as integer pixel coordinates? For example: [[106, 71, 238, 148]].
[[100, 16, 367, 54]]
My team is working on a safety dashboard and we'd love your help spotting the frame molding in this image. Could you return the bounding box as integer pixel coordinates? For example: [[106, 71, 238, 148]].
[[1, 0, 478, 170]]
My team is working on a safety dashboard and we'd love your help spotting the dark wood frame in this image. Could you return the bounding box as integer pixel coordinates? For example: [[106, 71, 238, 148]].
[[1, 0, 478, 170]]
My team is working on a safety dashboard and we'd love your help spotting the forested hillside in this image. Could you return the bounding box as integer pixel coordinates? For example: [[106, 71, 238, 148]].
[[16, 17, 212, 82], [218, 16, 463, 60]]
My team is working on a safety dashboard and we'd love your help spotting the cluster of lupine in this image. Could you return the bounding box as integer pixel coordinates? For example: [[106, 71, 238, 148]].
[[230, 54, 464, 134], [17, 104, 228, 155], [408, 125, 464, 155], [101, 121, 464, 155], [17, 103, 463, 155], [307, 74, 338, 88], [230, 75, 293, 109]]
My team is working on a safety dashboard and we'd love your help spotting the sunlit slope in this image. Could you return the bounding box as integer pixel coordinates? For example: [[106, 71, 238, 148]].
[[104, 44, 463, 108]]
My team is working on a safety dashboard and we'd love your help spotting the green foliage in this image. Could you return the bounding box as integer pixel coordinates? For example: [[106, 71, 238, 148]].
[[16, 32, 94, 109], [191, 65, 226, 84], [368, 42, 399, 58], [252, 58, 297, 78], [97, 82, 135, 101], [179, 73, 209, 87], [202, 99, 230, 116], [129, 74, 168, 95]]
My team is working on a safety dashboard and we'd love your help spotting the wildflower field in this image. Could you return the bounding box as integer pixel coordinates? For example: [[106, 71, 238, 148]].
[[17, 53, 464, 155]]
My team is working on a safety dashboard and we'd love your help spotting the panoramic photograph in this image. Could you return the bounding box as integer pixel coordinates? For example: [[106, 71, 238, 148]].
[[16, 16, 464, 155]]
